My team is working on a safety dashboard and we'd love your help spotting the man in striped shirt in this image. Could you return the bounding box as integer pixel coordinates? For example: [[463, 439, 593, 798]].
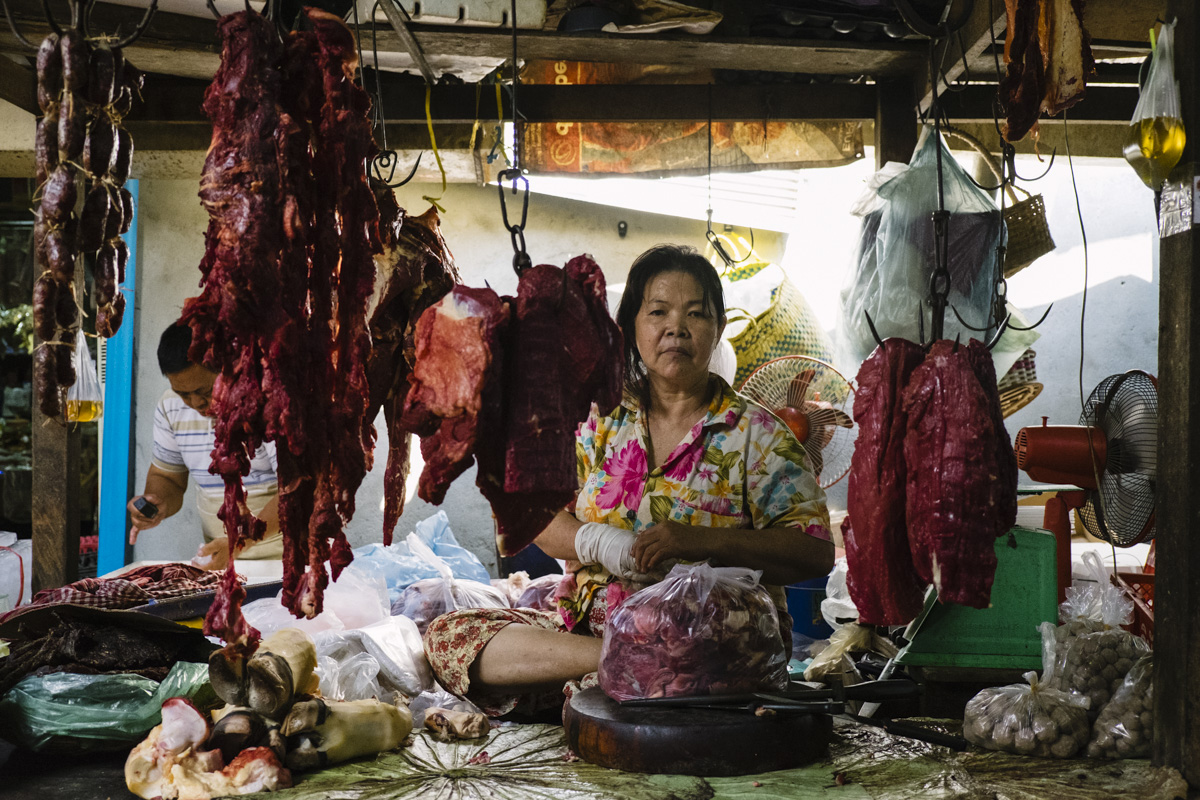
[[127, 323, 282, 570]]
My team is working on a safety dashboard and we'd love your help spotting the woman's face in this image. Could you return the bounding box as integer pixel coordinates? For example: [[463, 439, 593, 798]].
[[634, 271, 725, 391]]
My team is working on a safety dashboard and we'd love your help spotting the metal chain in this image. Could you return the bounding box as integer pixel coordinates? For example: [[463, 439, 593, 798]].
[[497, 0, 530, 276], [928, 41, 951, 341]]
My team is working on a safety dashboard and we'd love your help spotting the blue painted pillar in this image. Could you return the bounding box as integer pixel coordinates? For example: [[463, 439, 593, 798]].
[[97, 179, 138, 576]]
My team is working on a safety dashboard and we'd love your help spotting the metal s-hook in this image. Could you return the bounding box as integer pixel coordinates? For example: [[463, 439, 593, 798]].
[[1005, 303, 1053, 331], [1008, 145, 1057, 183], [369, 150, 422, 188], [0, 0, 37, 49], [985, 313, 1011, 350], [497, 168, 532, 276], [112, 0, 159, 48], [206, 0, 221, 19]]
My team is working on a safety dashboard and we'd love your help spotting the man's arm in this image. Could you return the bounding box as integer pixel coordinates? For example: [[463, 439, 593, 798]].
[[127, 465, 188, 544]]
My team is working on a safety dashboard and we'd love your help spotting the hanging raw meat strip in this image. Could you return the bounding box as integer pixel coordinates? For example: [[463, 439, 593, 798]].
[[182, 10, 286, 654], [844, 338, 928, 626], [184, 9, 383, 647], [902, 339, 1010, 608], [365, 204, 458, 543]]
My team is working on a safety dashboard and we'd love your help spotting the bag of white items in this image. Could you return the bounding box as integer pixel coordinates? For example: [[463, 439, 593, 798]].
[[1051, 553, 1149, 721], [1087, 654, 1153, 759], [389, 536, 508, 634], [963, 622, 1090, 758], [599, 563, 788, 701]]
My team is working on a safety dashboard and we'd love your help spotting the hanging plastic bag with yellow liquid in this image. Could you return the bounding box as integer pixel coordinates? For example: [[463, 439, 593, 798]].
[[65, 328, 102, 422], [1123, 20, 1185, 194]]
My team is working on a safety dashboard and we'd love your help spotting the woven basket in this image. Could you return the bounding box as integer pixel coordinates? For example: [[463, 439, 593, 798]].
[[942, 127, 1056, 278], [727, 276, 833, 389], [997, 348, 1042, 417]]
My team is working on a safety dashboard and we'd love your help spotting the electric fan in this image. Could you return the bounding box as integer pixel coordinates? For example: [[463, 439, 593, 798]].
[[739, 356, 856, 488], [1013, 370, 1157, 600]]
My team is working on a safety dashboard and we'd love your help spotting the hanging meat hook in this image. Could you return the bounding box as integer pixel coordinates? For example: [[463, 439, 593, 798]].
[[864, 310, 886, 349], [94, 0, 160, 48], [355, 0, 423, 188], [498, 167, 532, 276]]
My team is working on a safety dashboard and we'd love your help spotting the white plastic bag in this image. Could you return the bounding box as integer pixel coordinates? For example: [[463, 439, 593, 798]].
[[839, 128, 1002, 367], [242, 563, 391, 636], [0, 531, 32, 612], [819, 557, 858, 632], [1052, 552, 1149, 720], [390, 536, 508, 634], [407, 684, 483, 730], [312, 615, 432, 702]]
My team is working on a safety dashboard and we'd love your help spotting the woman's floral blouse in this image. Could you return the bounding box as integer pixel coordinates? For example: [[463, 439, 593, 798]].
[[557, 376, 832, 629]]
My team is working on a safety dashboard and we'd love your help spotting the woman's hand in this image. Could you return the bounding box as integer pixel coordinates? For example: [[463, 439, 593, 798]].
[[632, 520, 712, 574]]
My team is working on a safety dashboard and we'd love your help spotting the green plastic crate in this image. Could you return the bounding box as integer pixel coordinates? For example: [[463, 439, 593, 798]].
[[896, 527, 1058, 671]]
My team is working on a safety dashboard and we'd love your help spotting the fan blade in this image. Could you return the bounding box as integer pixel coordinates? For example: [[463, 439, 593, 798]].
[[787, 369, 816, 409]]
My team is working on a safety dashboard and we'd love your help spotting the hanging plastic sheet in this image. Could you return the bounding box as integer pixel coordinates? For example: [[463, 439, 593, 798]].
[[839, 127, 1003, 368]]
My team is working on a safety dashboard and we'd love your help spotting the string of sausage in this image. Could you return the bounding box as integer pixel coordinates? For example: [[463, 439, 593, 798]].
[[33, 30, 140, 418]]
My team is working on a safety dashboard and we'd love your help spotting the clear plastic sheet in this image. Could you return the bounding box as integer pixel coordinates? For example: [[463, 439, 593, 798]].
[[242, 563, 391, 636], [839, 128, 1003, 368], [390, 536, 509, 635]]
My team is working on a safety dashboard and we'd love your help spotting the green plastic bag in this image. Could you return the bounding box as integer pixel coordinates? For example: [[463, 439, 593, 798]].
[[0, 661, 214, 753]]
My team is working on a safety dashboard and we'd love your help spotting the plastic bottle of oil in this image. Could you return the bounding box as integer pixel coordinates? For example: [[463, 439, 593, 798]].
[[66, 399, 103, 422], [1123, 116, 1187, 190]]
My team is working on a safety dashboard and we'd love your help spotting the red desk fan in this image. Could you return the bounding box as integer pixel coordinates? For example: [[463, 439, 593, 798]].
[[1013, 370, 1157, 603], [740, 356, 856, 488]]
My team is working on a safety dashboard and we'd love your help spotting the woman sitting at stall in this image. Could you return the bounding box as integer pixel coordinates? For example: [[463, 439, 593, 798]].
[[424, 244, 834, 716]]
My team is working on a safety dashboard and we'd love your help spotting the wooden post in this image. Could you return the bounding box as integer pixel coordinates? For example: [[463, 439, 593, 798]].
[[875, 78, 919, 169], [1154, 1, 1200, 784], [31, 391, 81, 592], [30, 177, 83, 593]]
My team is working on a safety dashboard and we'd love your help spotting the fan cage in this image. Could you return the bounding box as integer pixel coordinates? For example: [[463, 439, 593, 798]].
[[1076, 371, 1158, 546], [739, 356, 856, 489]]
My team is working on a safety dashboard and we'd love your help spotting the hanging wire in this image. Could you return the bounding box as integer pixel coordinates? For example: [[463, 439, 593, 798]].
[[704, 83, 753, 270], [358, 1, 421, 189]]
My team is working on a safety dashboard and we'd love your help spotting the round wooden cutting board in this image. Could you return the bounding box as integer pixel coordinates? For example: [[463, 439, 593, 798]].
[[563, 687, 833, 777]]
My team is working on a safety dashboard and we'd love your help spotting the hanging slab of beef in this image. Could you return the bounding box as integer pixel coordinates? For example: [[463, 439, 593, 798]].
[[902, 339, 1014, 608], [489, 255, 623, 556], [844, 338, 928, 626], [401, 285, 510, 505]]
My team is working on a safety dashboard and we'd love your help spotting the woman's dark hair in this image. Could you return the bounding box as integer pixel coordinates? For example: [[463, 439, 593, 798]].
[[616, 244, 725, 408], [157, 322, 194, 376]]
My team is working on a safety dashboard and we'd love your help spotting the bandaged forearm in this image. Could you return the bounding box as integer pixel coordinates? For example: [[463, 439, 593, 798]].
[[574, 522, 647, 580]]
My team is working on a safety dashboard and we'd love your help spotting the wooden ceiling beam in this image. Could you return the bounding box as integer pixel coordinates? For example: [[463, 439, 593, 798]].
[[127, 77, 881, 125], [0, 55, 38, 116], [0, 0, 927, 81]]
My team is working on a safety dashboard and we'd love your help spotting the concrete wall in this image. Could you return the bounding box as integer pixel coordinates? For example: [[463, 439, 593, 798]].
[[128, 178, 786, 572]]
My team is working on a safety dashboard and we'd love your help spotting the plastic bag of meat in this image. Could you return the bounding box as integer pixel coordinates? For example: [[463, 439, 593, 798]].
[[514, 574, 563, 611], [389, 536, 508, 634], [1087, 654, 1153, 759], [598, 563, 788, 701], [962, 624, 1091, 758]]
